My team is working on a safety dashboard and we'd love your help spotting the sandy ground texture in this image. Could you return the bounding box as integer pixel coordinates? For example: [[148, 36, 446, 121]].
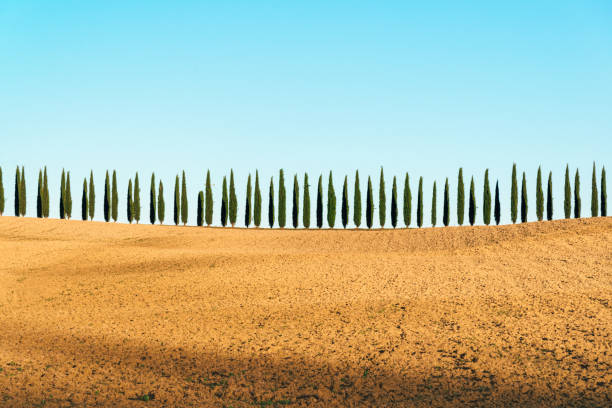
[[0, 216, 611, 407]]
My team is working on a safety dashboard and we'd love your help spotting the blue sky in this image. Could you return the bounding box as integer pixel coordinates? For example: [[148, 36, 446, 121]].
[[0, 1, 610, 226]]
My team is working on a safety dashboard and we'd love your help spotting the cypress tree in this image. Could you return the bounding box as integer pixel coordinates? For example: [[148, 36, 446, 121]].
[[14, 166, 20, 216], [65, 172, 72, 219], [158, 180, 165, 224], [134, 172, 141, 224], [229, 170, 237, 227], [547, 172, 553, 221], [104, 171, 111, 222], [353, 170, 362, 228], [601, 167, 607, 217], [245, 174, 252, 228], [88, 171, 95, 221], [494, 181, 501, 225], [574, 169, 581, 218], [391, 176, 398, 228], [303, 173, 310, 228], [206, 170, 214, 226], [521, 172, 528, 223], [403, 173, 411, 227], [366, 176, 374, 229], [591, 163, 598, 217], [111, 170, 118, 222], [327, 171, 336, 228], [150, 173, 156, 224], [443, 178, 450, 227], [20, 166, 26, 216], [37, 170, 43, 218], [127, 179, 133, 223], [316, 175, 323, 229], [173, 175, 180, 225], [379, 167, 386, 227], [197, 191, 204, 227], [457, 168, 464, 226], [60, 169, 66, 219], [564, 165, 571, 219], [181, 171, 188, 225], [416, 177, 423, 228], [341, 176, 349, 228], [82, 178, 88, 221], [431, 181, 437, 227], [468, 177, 476, 226], [536, 166, 544, 221], [43, 167, 49, 218], [0, 166, 4, 216], [278, 169, 286, 228], [483, 169, 491, 225], [511, 163, 518, 223], [253, 170, 261, 227], [221, 176, 228, 227], [292, 174, 299, 228], [268, 177, 275, 228]]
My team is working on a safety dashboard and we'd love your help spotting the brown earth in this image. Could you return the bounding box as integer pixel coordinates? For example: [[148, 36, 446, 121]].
[[0, 216, 611, 407]]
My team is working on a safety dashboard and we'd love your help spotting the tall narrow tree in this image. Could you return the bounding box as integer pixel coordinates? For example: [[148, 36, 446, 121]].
[[564, 165, 571, 219], [181, 171, 188, 225], [353, 170, 362, 228], [111, 170, 118, 222], [20, 166, 26, 216], [521, 172, 528, 223], [416, 177, 423, 228], [574, 169, 581, 218], [245, 174, 252, 228], [43, 167, 49, 218], [494, 181, 501, 225], [316, 175, 323, 228], [37, 170, 43, 218], [134, 173, 141, 224], [0, 167, 4, 216], [547, 172, 553, 221], [379, 167, 386, 227], [457, 168, 465, 225], [158, 180, 165, 224], [483, 169, 491, 225], [221, 176, 228, 227], [536, 166, 544, 221], [511, 163, 518, 223], [431, 181, 437, 227], [366, 176, 374, 229], [391, 176, 398, 228], [150, 173, 156, 224], [443, 178, 450, 227], [88, 171, 95, 220], [229, 170, 237, 227], [82, 178, 88, 221], [327, 171, 336, 228], [292, 174, 299, 228], [104, 171, 111, 222], [197, 191, 204, 227], [468, 177, 476, 226], [341, 176, 349, 228], [60, 169, 66, 219], [601, 167, 607, 217], [403, 173, 411, 227], [206, 170, 214, 226], [127, 179, 134, 223], [14, 166, 20, 216], [278, 169, 286, 228], [303, 173, 310, 229], [253, 171, 261, 227], [268, 177, 275, 228], [173, 175, 180, 225], [65, 172, 72, 219], [591, 162, 598, 217]]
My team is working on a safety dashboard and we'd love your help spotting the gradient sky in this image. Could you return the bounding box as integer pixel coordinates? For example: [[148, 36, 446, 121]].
[[1, 1, 610, 226]]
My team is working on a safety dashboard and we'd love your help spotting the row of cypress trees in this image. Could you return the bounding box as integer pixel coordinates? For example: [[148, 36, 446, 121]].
[[0, 164, 608, 227]]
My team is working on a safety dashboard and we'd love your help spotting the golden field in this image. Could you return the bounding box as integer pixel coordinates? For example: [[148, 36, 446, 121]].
[[0, 216, 611, 407]]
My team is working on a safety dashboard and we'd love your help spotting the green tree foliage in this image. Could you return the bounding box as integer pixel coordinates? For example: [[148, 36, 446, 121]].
[[521, 172, 528, 223], [591, 162, 598, 217], [327, 171, 336, 228], [431, 181, 437, 227], [150, 173, 156, 224], [536, 166, 544, 221], [229, 170, 237, 227], [181, 171, 188, 225], [65, 172, 72, 219], [547, 172, 553, 221], [292, 174, 299, 228], [20, 166, 26, 216], [88, 171, 95, 221], [443, 178, 450, 227], [221, 176, 228, 227], [206, 170, 214, 226], [316, 175, 323, 228], [134, 173, 141, 223], [417, 177, 423, 228], [245, 174, 252, 228], [60, 169, 66, 219], [173, 175, 180, 225], [494, 181, 501, 225], [574, 169, 581, 218], [353, 170, 362, 228], [253, 171, 261, 227], [111, 170, 118, 222], [268, 177, 274, 228], [43, 167, 49, 218], [457, 168, 464, 226], [158, 180, 165, 224], [601, 167, 607, 217], [0, 166, 4, 216], [278, 169, 286, 228], [37, 170, 43, 218], [14, 166, 20, 216], [127, 179, 134, 223], [104, 171, 111, 222], [341, 175, 349, 228], [468, 177, 476, 226], [483, 169, 491, 225], [510, 163, 518, 223], [197, 191, 204, 227], [366, 176, 374, 229], [379, 167, 386, 227], [303, 173, 310, 229], [403, 173, 411, 227], [564, 165, 571, 219], [391, 176, 398, 228], [82, 178, 88, 221]]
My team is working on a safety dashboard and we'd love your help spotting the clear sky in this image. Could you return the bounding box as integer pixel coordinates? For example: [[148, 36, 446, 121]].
[[1, 1, 610, 226]]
